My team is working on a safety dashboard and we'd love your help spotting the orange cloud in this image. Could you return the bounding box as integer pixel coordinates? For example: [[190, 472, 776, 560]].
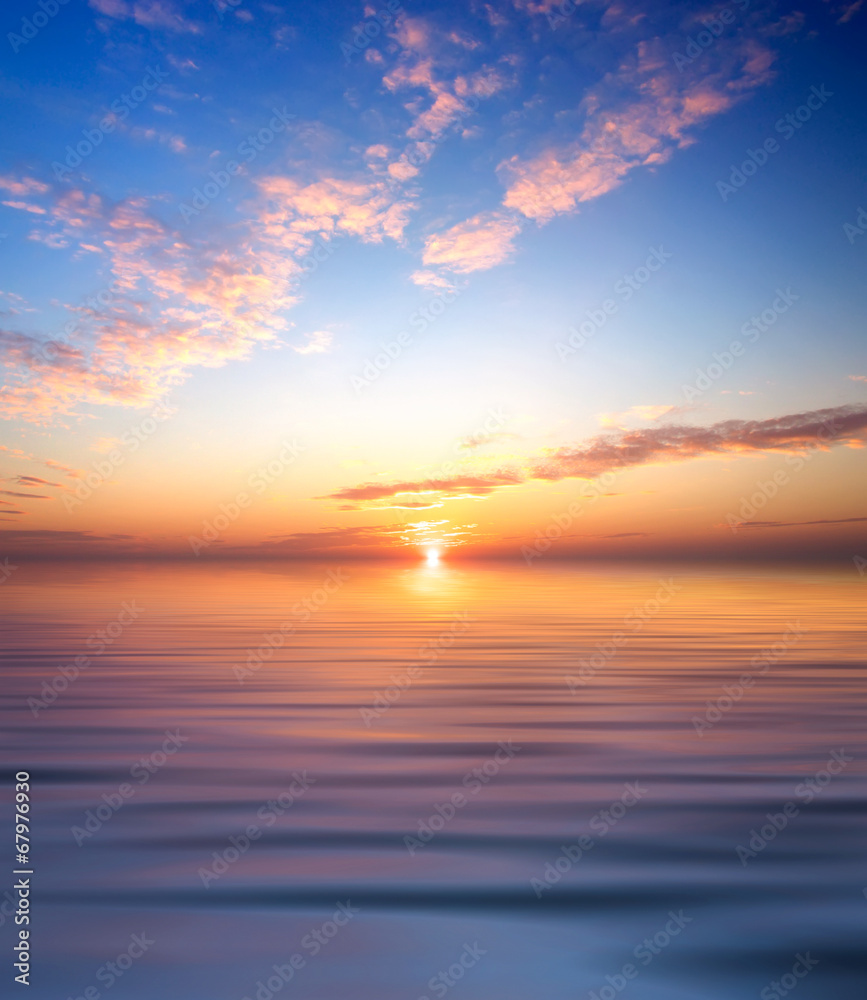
[[322, 404, 867, 511], [501, 37, 776, 222], [421, 211, 522, 274]]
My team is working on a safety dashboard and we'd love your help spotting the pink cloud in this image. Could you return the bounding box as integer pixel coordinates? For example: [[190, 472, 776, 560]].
[[422, 211, 522, 274]]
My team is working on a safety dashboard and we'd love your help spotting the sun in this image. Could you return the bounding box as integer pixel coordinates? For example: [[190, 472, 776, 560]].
[[425, 547, 441, 565]]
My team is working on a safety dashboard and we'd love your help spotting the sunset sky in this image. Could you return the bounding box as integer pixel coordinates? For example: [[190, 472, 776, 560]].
[[1, 0, 865, 559]]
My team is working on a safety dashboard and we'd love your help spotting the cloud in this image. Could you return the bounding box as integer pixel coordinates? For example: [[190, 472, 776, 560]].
[[597, 404, 681, 429], [0, 528, 143, 552], [733, 516, 867, 530], [0, 176, 49, 196], [318, 470, 524, 510], [0, 446, 82, 479], [321, 404, 867, 512], [292, 330, 333, 355], [530, 404, 867, 482], [501, 36, 776, 223], [0, 173, 366, 421], [0, 490, 52, 499], [421, 211, 522, 274], [8, 476, 64, 488], [410, 269, 457, 291], [255, 175, 414, 245], [89, 0, 202, 33], [378, 14, 515, 181]]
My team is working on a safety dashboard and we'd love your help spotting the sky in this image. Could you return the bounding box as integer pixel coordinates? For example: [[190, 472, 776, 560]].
[[0, 0, 865, 561]]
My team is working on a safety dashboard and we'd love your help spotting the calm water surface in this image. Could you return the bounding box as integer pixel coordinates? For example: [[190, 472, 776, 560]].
[[1, 560, 865, 999]]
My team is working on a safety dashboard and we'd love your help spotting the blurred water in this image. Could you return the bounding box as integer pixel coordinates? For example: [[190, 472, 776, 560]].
[[1, 560, 865, 999]]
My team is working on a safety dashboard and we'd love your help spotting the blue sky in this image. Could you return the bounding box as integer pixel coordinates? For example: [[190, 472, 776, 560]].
[[1, 0, 865, 557]]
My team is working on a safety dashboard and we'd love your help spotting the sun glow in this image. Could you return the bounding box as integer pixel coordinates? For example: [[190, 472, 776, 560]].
[[425, 547, 441, 565]]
